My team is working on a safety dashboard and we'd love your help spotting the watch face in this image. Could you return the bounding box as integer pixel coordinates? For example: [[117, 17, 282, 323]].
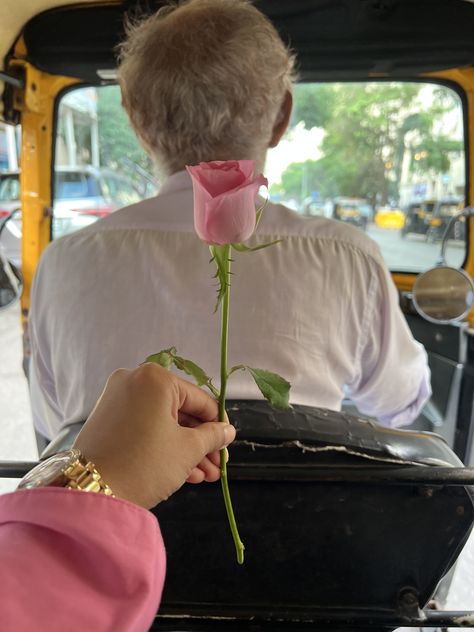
[[17, 449, 81, 490]]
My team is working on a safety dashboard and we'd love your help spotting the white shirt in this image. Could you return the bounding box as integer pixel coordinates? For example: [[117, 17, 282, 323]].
[[29, 171, 431, 439]]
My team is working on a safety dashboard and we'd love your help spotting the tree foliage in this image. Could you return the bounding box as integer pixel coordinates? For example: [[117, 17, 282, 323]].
[[280, 83, 463, 205], [291, 84, 337, 130], [97, 86, 153, 173]]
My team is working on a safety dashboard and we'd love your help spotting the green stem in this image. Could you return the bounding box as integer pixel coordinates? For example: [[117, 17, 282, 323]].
[[218, 245, 245, 564], [218, 246, 231, 423]]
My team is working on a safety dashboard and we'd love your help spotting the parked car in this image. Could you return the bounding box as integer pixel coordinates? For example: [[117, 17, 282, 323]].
[[374, 207, 406, 230], [52, 166, 151, 237], [401, 198, 465, 242], [0, 166, 155, 265], [301, 199, 329, 217], [332, 197, 370, 230], [425, 197, 465, 242], [400, 199, 436, 238]]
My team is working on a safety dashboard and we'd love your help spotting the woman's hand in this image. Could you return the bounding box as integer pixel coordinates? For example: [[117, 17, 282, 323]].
[[73, 363, 236, 508]]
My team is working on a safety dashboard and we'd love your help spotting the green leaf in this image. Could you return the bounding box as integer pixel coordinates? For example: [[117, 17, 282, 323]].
[[145, 347, 219, 396], [246, 367, 291, 410], [173, 355, 212, 387], [232, 239, 282, 253], [145, 347, 177, 368]]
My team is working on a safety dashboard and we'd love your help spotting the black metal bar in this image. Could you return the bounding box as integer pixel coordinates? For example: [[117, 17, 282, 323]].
[[0, 462, 39, 478], [226, 465, 474, 485], [152, 609, 474, 630], [0, 71, 24, 89], [2, 463, 474, 486]]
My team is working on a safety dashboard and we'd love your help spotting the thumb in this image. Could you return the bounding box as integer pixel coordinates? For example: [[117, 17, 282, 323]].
[[194, 421, 236, 456]]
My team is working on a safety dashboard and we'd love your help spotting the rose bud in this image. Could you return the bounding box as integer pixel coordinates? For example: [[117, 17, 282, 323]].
[[186, 160, 268, 245]]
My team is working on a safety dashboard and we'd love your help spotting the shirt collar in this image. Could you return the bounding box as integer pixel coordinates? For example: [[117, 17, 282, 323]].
[[159, 170, 192, 196]]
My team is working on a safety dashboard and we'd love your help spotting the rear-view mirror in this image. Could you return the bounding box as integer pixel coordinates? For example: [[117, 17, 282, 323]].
[[412, 266, 474, 324]]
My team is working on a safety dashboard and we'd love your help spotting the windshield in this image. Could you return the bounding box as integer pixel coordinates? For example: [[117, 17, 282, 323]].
[[52, 82, 466, 272], [266, 81, 466, 271]]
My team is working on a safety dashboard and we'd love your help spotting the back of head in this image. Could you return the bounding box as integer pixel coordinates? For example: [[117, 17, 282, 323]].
[[118, 0, 296, 175]]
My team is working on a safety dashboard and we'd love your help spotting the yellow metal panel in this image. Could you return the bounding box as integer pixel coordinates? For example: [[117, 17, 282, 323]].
[[9, 61, 77, 323], [392, 274, 417, 293]]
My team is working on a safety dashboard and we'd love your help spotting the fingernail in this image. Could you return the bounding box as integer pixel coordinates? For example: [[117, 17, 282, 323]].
[[223, 424, 235, 446]]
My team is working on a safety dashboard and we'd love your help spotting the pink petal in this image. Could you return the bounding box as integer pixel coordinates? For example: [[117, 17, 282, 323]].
[[205, 180, 260, 245], [186, 169, 212, 241], [236, 160, 257, 180], [198, 165, 245, 198]]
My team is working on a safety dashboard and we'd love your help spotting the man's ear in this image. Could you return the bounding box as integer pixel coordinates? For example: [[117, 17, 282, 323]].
[[269, 91, 293, 148]]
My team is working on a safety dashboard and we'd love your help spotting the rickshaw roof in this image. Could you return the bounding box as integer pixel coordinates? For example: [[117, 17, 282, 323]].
[[2, 0, 474, 121], [0, 0, 116, 118]]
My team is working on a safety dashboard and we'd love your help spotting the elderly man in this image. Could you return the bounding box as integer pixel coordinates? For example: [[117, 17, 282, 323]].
[[29, 0, 430, 440]]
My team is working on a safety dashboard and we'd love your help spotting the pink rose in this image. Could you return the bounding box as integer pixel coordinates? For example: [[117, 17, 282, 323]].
[[186, 160, 268, 245]]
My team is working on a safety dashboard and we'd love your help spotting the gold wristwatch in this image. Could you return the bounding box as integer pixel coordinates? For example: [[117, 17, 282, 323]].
[[17, 448, 114, 496]]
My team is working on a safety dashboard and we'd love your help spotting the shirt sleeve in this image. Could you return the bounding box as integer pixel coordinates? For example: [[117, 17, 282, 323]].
[[0, 488, 166, 632], [347, 261, 432, 427]]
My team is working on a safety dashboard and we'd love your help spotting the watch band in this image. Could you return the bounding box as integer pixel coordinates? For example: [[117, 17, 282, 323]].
[[64, 456, 115, 496], [17, 448, 115, 497]]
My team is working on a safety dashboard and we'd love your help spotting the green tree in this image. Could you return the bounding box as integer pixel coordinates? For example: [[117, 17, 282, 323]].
[[290, 84, 337, 130], [280, 83, 462, 206], [411, 137, 462, 174], [317, 83, 419, 205], [97, 86, 153, 174]]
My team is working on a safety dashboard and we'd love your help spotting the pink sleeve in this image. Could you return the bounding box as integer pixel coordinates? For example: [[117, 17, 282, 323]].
[[0, 487, 166, 631]]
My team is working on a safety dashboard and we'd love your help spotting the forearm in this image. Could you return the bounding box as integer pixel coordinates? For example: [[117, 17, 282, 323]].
[[349, 263, 432, 426], [0, 488, 165, 632]]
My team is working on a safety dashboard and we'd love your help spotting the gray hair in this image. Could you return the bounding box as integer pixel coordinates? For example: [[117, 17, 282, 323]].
[[118, 0, 296, 176]]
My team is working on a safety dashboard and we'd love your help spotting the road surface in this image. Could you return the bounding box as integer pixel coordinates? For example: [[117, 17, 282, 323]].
[[367, 224, 466, 271]]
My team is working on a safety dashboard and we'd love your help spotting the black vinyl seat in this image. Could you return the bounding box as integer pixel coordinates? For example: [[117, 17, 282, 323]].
[[149, 401, 474, 631], [37, 401, 474, 630], [41, 400, 463, 466]]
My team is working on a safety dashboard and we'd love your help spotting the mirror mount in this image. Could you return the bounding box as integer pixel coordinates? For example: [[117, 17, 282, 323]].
[[437, 205, 474, 267]]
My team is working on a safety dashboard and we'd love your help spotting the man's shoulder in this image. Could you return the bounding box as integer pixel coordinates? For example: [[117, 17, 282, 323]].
[[260, 201, 384, 265]]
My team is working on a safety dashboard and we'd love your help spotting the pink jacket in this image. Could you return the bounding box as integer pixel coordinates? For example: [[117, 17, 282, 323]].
[[0, 487, 166, 631]]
